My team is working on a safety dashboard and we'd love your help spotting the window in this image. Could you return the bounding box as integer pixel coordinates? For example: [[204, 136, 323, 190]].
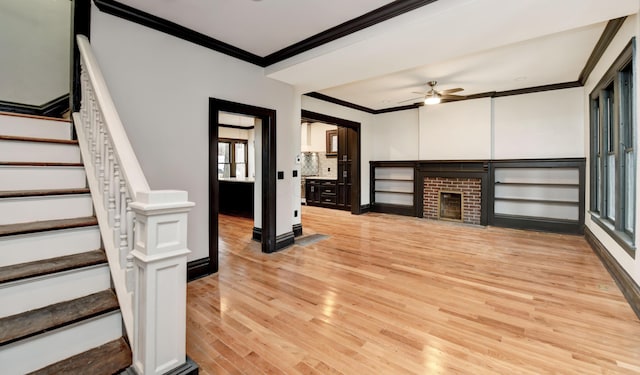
[[218, 138, 248, 178], [589, 39, 636, 256]]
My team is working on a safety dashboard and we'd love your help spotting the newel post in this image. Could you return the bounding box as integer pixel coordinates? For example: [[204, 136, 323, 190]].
[[129, 190, 195, 375]]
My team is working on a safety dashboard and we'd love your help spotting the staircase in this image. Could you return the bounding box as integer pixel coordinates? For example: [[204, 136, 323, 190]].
[[0, 112, 132, 374]]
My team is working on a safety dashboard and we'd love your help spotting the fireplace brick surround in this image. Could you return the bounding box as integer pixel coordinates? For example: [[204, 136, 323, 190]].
[[423, 177, 482, 225]]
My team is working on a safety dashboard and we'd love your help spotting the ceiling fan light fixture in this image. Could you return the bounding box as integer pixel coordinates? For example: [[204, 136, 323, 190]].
[[424, 93, 441, 105]]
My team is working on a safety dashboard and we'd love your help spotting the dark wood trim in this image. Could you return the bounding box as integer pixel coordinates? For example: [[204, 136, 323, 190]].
[[590, 214, 636, 258], [163, 356, 199, 375], [493, 214, 584, 235], [187, 258, 212, 282], [359, 204, 371, 214], [585, 226, 640, 320], [304, 92, 376, 114], [301, 110, 361, 215], [71, 0, 91, 113], [491, 81, 582, 97], [0, 94, 69, 119], [218, 124, 255, 130], [292, 224, 303, 237], [301, 110, 360, 129], [210, 98, 277, 260], [93, 0, 437, 68], [579, 17, 627, 85], [252, 227, 262, 241], [93, 0, 263, 66], [41, 94, 71, 118], [375, 103, 422, 114], [305, 81, 584, 115], [371, 203, 415, 216], [274, 231, 295, 251], [263, 0, 438, 65]]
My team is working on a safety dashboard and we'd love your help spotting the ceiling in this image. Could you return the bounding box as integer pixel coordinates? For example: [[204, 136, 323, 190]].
[[116, 0, 639, 111]]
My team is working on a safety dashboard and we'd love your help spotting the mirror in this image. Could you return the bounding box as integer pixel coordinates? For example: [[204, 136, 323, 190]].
[[326, 129, 337, 157]]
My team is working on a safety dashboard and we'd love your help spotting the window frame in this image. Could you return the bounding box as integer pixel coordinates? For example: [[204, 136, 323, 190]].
[[589, 38, 636, 258], [218, 138, 249, 178]]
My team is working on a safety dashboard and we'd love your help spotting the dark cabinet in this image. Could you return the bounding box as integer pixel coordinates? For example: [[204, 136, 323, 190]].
[[337, 127, 356, 211], [305, 127, 357, 211], [305, 179, 336, 208]]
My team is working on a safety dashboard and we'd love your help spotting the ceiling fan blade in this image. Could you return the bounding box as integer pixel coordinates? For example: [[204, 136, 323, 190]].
[[440, 88, 464, 94], [411, 91, 428, 95], [398, 96, 424, 103]]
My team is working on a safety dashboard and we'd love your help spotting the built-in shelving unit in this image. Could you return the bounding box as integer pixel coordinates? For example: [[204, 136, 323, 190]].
[[369, 158, 584, 234], [489, 159, 585, 234], [370, 162, 417, 216]]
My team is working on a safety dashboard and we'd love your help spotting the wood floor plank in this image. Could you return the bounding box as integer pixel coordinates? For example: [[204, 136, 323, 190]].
[[187, 207, 640, 374]]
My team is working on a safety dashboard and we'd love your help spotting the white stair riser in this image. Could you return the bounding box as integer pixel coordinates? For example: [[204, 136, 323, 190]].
[[0, 115, 72, 140], [0, 264, 111, 318], [0, 311, 122, 374], [0, 226, 101, 267], [0, 166, 86, 190], [0, 195, 93, 225], [0, 140, 80, 163]]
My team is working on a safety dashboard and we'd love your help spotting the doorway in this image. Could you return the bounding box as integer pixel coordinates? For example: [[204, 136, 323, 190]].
[[209, 98, 277, 273], [301, 110, 361, 214]]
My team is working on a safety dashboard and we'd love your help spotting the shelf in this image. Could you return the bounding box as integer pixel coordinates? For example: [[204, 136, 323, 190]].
[[374, 190, 414, 195], [494, 197, 578, 205], [374, 178, 414, 182], [495, 181, 578, 187]]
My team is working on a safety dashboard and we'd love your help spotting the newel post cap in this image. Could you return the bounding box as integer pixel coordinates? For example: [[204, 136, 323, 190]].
[[129, 190, 194, 213]]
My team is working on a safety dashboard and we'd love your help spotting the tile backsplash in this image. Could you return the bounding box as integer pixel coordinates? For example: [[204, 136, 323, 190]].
[[301, 152, 336, 178]]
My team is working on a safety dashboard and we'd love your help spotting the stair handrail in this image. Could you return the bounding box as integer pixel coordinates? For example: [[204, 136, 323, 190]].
[[73, 34, 194, 375]]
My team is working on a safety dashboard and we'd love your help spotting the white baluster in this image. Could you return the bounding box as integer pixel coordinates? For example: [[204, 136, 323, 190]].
[[103, 136, 112, 210], [107, 145, 116, 225], [126, 198, 134, 253]]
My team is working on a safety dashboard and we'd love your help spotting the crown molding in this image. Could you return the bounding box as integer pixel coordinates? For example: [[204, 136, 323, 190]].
[[93, 0, 264, 66], [263, 0, 438, 65], [93, 0, 438, 68], [579, 17, 627, 84], [305, 81, 583, 115]]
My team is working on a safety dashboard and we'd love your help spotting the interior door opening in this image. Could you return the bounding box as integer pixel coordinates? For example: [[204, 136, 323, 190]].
[[209, 99, 277, 273], [301, 110, 361, 215]]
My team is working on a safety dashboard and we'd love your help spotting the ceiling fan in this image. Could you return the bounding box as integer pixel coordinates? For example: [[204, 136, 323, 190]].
[[400, 81, 465, 105]]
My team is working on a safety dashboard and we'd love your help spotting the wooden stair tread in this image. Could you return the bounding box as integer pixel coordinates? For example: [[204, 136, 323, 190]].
[[0, 111, 71, 123], [0, 249, 106, 284], [28, 337, 131, 375], [0, 216, 98, 237], [0, 290, 119, 346], [0, 161, 83, 167], [0, 135, 78, 145], [0, 188, 90, 199]]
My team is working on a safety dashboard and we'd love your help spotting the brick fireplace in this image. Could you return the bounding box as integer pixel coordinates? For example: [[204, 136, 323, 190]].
[[423, 177, 482, 225]]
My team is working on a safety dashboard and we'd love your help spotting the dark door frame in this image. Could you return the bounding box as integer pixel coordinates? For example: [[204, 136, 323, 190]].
[[301, 109, 361, 214], [209, 98, 277, 272]]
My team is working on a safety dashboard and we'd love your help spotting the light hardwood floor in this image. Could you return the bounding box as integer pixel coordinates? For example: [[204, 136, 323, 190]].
[[186, 206, 640, 374]]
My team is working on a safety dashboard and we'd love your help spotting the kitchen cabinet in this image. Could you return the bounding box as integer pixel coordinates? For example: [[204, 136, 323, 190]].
[[305, 178, 337, 208]]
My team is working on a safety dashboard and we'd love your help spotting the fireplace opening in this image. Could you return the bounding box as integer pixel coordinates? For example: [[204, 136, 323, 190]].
[[439, 191, 463, 222]]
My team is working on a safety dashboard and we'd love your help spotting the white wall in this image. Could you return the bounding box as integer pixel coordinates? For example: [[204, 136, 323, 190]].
[[301, 96, 376, 205], [301, 122, 337, 152], [0, 0, 70, 105], [370, 110, 420, 160], [494, 87, 584, 159], [583, 15, 640, 286], [419, 98, 492, 160], [91, 8, 299, 261]]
